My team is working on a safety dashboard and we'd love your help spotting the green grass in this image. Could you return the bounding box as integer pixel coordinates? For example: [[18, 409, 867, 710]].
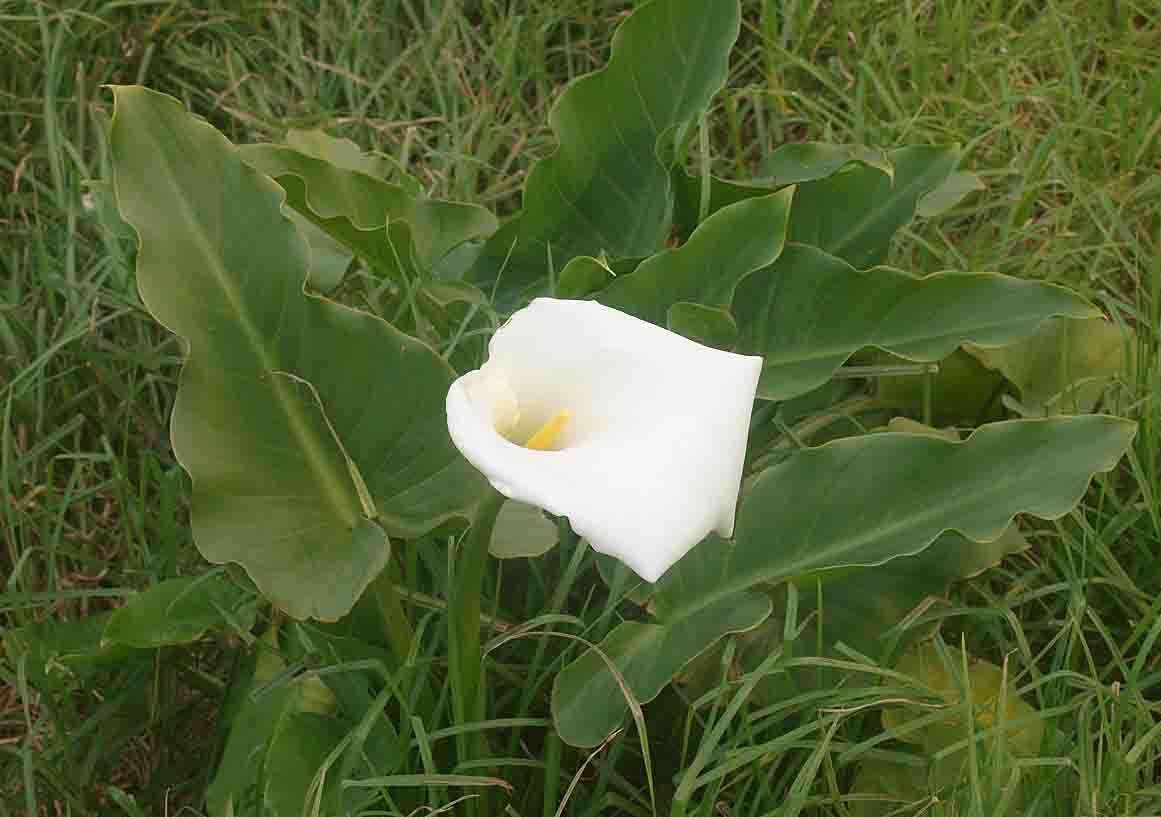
[[2, 0, 1160, 814]]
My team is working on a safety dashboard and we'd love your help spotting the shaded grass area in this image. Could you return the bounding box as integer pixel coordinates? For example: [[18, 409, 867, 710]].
[[2, 0, 1160, 814]]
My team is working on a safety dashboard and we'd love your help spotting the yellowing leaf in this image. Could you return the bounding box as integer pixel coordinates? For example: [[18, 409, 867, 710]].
[[884, 643, 1044, 758]]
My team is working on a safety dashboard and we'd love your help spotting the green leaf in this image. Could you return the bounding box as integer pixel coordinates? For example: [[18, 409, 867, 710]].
[[653, 416, 1134, 622], [597, 189, 793, 326], [551, 590, 771, 747], [666, 302, 739, 349], [284, 128, 396, 180], [795, 526, 1029, 660], [759, 143, 893, 186], [102, 573, 257, 649], [847, 757, 929, 817], [594, 554, 653, 606], [967, 316, 1136, 415], [876, 349, 1008, 425], [672, 143, 890, 237], [916, 170, 985, 218], [734, 243, 1101, 401], [110, 86, 485, 620], [239, 141, 497, 281], [206, 632, 296, 817], [789, 146, 959, 268], [263, 710, 350, 817], [489, 499, 559, 559], [287, 209, 353, 292], [739, 419, 1030, 696], [556, 256, 615, 300], [467, 0, 741, 298], [3, 612, 144, 686]]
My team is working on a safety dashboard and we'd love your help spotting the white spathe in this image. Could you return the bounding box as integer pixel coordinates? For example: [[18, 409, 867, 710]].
[[446, 298, 762, 583]]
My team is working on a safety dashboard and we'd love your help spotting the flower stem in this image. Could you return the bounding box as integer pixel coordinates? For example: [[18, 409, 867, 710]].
[[448, 489, 505, 779], [371, 567, 415, 662]]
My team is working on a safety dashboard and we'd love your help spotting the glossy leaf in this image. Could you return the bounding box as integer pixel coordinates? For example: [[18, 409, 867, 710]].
[[967, 316, 1135, 415], [734, 243, 1101, 401], [110, 86, 485, 620], [551, 590, 771, 747], [102, 573, 257, 649], [467, 0, 740, 298], [597, 189, 793, 326], [653, 416, 1134, 620], [789, 146, 959, 268], [489, 499, 559, 558]]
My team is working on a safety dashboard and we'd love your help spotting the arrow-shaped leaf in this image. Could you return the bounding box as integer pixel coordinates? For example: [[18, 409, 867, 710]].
[[110, 86, 485, 620], [467, 0, 741, 300], [734, 243, 1101, 401]]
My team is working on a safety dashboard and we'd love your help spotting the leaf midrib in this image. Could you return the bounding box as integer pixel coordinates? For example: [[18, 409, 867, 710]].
[[139, 101, 360, 529]]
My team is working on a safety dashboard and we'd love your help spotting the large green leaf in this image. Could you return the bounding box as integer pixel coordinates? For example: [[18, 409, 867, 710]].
[[102, 573, 257, 649], [551, 590, 771, 747], [789, 146, 959, 268], [595, 188, 793, 327], [734, 243, 1101, 401], [967, 316, 1136, 415], [737, 428, 1029, 701], [551, 416, 1133, 744], [110, 86, 485, 620], [657, 416, 1133, 617], [467, 0, 740, 299]]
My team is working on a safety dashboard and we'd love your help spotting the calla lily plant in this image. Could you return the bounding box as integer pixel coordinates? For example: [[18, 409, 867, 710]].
[[446, 298, 762, 582]]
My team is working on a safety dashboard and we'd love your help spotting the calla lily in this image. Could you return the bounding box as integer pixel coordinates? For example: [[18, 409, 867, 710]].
[[445, 298, 762, 582]]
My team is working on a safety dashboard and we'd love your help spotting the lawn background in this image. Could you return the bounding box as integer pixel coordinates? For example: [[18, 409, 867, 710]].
[[2, 1, 1160, 814]]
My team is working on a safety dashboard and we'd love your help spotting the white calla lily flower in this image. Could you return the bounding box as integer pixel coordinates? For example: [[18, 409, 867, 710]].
[[446, 298, 762, 582]]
